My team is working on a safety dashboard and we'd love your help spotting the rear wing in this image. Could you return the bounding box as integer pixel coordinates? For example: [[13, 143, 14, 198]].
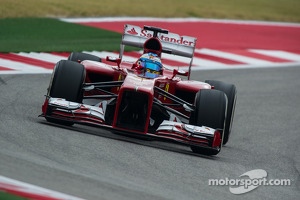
[[120, 24, 197, 79]]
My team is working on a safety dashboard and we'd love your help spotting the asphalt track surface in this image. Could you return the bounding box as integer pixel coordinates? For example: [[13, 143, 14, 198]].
[[0, 66, 300, 200]]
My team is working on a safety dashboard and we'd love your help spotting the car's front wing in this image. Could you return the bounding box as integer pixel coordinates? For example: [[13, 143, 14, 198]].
[[41, 98, 222, 150]]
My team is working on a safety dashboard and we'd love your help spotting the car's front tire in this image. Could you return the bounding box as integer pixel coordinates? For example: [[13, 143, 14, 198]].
[[189, 89, 227, 155], [205, 80, 237, 145], [45, 60, 85, 125]]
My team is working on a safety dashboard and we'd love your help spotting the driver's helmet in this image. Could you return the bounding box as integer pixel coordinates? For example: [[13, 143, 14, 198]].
[[136, 53, 163, 78]]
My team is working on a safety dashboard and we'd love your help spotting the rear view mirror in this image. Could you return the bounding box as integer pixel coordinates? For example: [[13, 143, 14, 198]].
[[172, 69, 189, 78], [106, 56, 121, 68]]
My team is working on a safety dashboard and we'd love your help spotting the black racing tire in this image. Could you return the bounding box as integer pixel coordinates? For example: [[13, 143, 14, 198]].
[[46, 60, 85, 125], [68, 52, 101, 63], [189, 89, 227, 155], [205, 80, 237, 145]]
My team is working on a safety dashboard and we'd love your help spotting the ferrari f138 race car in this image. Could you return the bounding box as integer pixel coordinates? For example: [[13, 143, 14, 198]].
[[41, 24, 237, 155]]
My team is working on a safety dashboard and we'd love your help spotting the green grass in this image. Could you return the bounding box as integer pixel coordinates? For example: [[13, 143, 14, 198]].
[[0, 191, 27, 200], [0, 18, 122, 52]]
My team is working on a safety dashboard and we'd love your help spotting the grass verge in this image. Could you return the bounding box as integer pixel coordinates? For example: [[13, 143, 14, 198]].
[[0, 191, 27, 200], [0, 18, 122, 52]]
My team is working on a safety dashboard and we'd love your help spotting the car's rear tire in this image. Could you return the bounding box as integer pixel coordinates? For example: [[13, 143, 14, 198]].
[[68, 52, 101, 63], [46, 60, 85, 125], [189, 89, 227, 155], [205, 80, 237, 145]]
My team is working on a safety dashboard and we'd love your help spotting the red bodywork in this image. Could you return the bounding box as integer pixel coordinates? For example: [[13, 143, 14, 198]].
[[83, 59, 210, 132], [41, 24, 223, 152], [41, 59, 221, 150]]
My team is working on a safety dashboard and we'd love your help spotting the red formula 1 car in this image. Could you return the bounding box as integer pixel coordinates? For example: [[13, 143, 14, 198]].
[[41, 24, 237, 155]]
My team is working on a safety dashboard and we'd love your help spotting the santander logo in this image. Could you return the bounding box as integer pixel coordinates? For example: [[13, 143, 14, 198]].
[[126, 26, 195, 47], [127, 27, 138, 35]]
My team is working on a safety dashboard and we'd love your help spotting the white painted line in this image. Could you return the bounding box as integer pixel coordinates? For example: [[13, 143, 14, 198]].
[[249, 49, 300, 61], [0, 58, 52, 74], [0, 175, 85, 200], [59, 17, 300, 28], [196, 48, 274, 65], [16, 52, 67, 63], [14, 51, 228, 68]]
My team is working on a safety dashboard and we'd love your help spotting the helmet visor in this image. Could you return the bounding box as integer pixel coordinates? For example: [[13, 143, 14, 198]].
[[140, 58, 162, 72]]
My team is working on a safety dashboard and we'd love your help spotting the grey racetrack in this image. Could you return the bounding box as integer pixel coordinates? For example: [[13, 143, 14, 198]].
[[0, 66, 299, 200]]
